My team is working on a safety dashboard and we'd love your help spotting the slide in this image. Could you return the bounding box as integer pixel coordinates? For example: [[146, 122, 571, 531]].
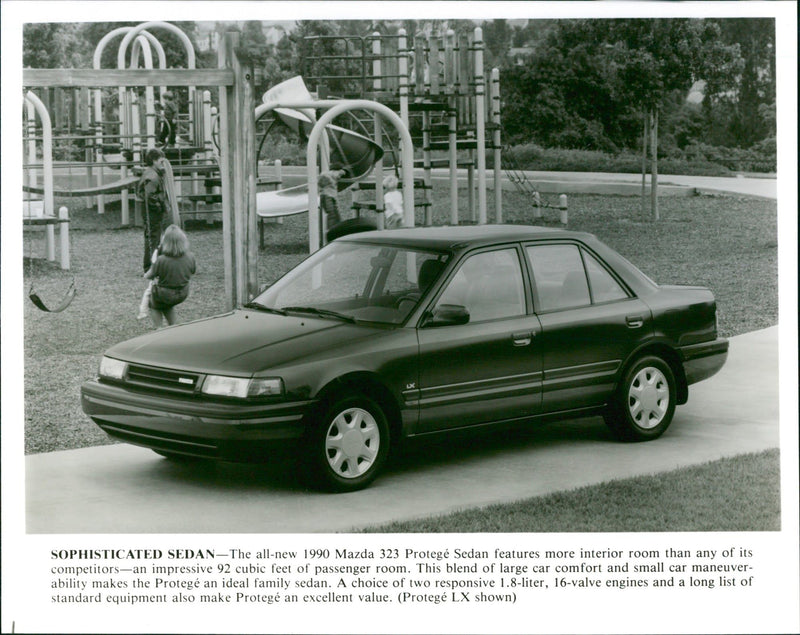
[[256, 77, 384, 220]]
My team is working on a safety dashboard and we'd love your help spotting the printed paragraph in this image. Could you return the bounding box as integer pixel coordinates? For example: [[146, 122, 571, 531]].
[[47, 544, 756, 607]]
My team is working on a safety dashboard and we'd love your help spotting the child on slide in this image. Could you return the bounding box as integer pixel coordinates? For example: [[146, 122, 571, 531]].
[[383, 175, 404, 228]]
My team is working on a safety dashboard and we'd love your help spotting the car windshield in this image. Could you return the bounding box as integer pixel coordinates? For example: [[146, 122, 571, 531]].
[[253, 241, 449, 325]]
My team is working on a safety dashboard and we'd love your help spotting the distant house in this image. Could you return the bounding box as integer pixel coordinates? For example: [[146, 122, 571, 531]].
[[687, 80, 706, 104], [508, 47, 534, 66]]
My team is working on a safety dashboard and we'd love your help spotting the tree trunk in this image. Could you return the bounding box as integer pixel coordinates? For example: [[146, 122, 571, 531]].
[[641, 108, 649, 218], [651, 108, 659, 222]]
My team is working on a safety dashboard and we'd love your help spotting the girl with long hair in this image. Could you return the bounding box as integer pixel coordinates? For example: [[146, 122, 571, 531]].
[[142, 224, 197, 327]]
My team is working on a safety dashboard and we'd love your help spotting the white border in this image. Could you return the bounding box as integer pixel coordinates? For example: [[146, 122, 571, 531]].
[[3, 2, 797, 634]]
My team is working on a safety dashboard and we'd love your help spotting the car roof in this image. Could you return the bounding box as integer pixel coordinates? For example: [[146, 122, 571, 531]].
[[341, 224, 591, 252]]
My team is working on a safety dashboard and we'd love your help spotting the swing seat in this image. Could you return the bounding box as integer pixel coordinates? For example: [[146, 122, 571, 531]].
[[28, 279, 76, 313]]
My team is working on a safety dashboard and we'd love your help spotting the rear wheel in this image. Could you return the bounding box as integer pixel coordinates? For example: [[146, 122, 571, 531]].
[[304, 395, 389, 492], [605, 355, 676, 441]]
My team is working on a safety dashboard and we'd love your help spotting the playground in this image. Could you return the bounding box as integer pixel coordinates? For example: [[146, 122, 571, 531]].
[[23, 23, 530, 306]]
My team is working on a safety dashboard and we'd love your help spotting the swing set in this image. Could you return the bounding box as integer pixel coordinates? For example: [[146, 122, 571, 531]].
[[23, 90, 76, 312]]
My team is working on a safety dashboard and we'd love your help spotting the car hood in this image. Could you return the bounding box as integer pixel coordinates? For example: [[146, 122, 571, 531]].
[[105, 310, 384, 376]]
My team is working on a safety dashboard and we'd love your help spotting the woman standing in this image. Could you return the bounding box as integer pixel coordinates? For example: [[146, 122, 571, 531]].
[[137, 148, 169, 273]]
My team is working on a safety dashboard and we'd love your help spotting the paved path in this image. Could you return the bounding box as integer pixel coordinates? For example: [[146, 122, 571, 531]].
[[519, 171, 777, 199], [54, 165, 776, 200], [274, 166, 777, 200], [26, 327, 779, 534]]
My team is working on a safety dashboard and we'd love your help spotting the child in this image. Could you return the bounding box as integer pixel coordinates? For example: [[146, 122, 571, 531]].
[[137, 148, 169, 273], [382, 174, 404, 228], [319, 168, 347, 229], [142, 224, 197, 328]]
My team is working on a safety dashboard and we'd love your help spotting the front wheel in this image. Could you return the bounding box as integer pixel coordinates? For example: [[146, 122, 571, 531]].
[[605, 355, 676, 441], [304, 395, 390, 492]]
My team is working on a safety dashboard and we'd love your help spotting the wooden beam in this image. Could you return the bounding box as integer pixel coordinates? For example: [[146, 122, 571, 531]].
[[23, 68, 235, 88], [217, 40, 235, 311]]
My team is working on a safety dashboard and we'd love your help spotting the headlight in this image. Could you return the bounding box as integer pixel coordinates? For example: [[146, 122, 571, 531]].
[[99, 356, 127, 380], [201, 375, 284, 399]]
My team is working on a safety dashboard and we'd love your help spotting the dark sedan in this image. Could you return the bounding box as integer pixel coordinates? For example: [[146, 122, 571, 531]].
[[81, 225, 728, 491]]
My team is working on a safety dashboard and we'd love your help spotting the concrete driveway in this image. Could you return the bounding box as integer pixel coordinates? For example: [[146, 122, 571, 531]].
[[26, 327, 778, 534]]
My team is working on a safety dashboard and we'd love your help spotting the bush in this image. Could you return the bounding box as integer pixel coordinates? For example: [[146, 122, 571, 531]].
[[501, 145, 757, 176], [258, 137, 307, 165], [684, 141, 776, 173]]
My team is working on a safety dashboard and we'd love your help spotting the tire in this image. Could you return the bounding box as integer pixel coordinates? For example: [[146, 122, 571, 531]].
[[605, 355, 676, 442], [304, 395, 390, 492], [326, 217, 377, 242]]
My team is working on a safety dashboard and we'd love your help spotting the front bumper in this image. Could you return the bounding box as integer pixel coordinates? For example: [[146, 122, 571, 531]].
[[81, 379, 317, 462], [680, 337, 729, 386]]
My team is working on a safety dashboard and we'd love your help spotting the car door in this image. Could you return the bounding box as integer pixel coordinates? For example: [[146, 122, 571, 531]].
[[414, 246, 543, 433], [525, 242, 654, 413]]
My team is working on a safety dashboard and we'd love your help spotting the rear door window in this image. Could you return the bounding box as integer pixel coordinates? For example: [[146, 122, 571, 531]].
[[527, 244, 590, 311], [583, 251, 629, 303]]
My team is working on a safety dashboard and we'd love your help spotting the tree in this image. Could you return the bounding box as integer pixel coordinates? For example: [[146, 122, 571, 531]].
[[240, 21, 270, 63], [23, 23, 88, 68], [712, 18, 776, 147], [600, 19, 741, 219], [482, 19, 512, 68], [501, 23, 630, 151]]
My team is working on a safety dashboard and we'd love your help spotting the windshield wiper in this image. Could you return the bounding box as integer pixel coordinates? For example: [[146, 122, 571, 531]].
[[281, 306, 357, 323], [243, 301, 287, 315]]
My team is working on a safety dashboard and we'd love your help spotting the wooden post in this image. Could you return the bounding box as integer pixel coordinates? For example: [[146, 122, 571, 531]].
[[420, 34, 432, 226], [398, 30, 409, 129], [95, 122, 105, 214], [227, 32, 258, 305], [449, 108, 458, 226], [446, 30, 458, 226], [240, 53, 258, 300], [559, 194, 568, 226], [80, 87, 92, 208], [374, 115, 385, 230], [474, 27, 487, 225], [218, 34, 235, 310], [120, 87, 131, 226], [59, 206, 70, 270], [491, 68, 502, 223]]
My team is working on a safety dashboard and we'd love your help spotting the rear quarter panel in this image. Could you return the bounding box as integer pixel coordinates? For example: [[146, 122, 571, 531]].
[[644, 285, 719, 346]]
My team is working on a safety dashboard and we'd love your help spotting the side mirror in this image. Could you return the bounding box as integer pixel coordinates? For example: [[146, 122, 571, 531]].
[[422, 304, 470, 327]]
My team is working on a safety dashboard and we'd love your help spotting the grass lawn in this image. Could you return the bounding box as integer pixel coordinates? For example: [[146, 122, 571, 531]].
[[360, 449, 781, 532], [21, 186, 776, 455]]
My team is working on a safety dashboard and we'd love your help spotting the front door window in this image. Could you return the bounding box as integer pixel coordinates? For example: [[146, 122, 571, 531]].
[[434, 248, 526, 323]]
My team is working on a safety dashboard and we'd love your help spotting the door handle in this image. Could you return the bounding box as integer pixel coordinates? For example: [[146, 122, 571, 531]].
[[626, 315, 644, 328], [512, 331, 533, 346]]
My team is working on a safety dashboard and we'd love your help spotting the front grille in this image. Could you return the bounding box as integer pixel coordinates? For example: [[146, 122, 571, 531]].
[[125, 363, 202, 395]]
